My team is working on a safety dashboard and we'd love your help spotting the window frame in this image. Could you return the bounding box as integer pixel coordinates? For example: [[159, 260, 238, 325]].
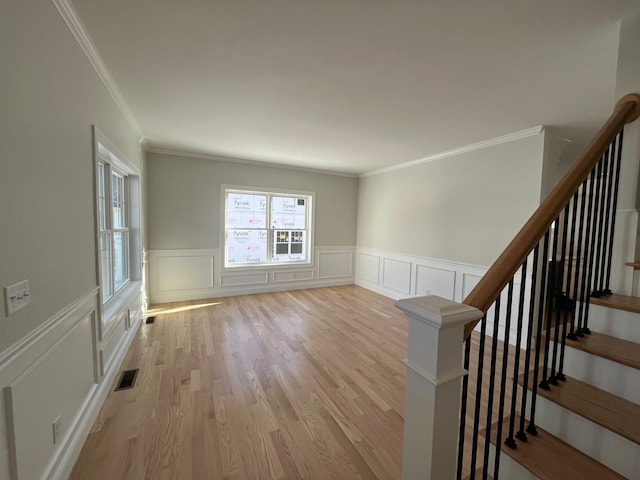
[[92, 126, 143, 338], [221, 185, 315, 270]]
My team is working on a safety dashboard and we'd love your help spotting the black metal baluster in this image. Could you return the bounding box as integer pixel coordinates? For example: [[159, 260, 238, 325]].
[[482, 295, 502, 479], [528, 232, 550, 435], [540, 218, 560, 390], [576, 170, 597, 337], [558, 198, 577, 380], [517, 247, 539, 442], [594, 146, 613, 295], [550, 205, 570, 384], [590, 156, 607, 298], [506, 260, 528, 448], [495, 280, 515, 476], [457, 337, 472, 480], [469, 314, 488, 478], [583, 160, 605, 335], [604, 130, 625, 294], [598, 141, 617, 294], [568, 181, 588, 340]]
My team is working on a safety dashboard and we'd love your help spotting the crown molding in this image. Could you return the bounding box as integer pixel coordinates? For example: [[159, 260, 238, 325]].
[[360, 126, 545, 178], [146, 146, 358, 178], [51, 0, 144, 140]]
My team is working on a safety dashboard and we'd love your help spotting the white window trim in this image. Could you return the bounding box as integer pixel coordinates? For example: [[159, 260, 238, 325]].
[[92, 125, 143, 339], [220, 185, 316, 271]]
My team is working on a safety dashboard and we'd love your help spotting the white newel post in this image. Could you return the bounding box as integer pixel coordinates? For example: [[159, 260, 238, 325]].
[[395, 296, 484, 480]]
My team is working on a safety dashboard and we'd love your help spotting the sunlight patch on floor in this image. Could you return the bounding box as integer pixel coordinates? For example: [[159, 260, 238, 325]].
[[145, 302, 223, 316]]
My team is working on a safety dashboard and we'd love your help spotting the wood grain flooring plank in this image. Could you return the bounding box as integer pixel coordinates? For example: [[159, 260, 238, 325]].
[[71, 286, 411, 480]]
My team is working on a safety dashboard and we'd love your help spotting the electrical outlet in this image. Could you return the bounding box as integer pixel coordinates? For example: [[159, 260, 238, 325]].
[[52, 415, 61, 445], [4, 280, 30, 315]]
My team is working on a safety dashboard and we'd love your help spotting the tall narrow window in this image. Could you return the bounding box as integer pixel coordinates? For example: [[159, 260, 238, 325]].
[[97, 165, 130, 302], [224, 188, 313, 268]]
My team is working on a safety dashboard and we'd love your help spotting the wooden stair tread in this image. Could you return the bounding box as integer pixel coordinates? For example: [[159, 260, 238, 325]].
[[484, 416, 625, 480], [565, 331, 640, 370], [625, 262, 640, 270], [519, 372, 640, 444], [590, 293, 640, 314], [463, 467, 492, 480]]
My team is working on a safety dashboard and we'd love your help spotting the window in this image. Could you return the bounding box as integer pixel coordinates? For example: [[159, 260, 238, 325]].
[[97, 164, 130, 302], [93, 126, 142, 319], [224, 187, 314, 267]]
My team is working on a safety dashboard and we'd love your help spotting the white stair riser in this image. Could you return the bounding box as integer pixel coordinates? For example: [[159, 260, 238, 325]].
[[486, 443, 538, 479], [585, 303, 640, 343], [551, 342, 640, 404], [529, 393, 639, 479]]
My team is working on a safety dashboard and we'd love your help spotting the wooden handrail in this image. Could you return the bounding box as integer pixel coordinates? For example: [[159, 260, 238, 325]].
[[463, 93, 640, 340]]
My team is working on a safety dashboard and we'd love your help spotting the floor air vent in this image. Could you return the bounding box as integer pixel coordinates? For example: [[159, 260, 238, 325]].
[[145, 316, 156, 324], [115, 368, 139, 391]]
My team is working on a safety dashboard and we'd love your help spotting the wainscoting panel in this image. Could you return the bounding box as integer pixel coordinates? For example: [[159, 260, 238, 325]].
[[382, 258, 412, 295], [357, 253, 380, 285], [151, 250, 215, 292], [221, 272, 270, 287], [100, 313, 127, 377], [148, 246, 356, 303], [273, 270, 314, 283], [461, 272, 483, 299], [317, 250, 353, 279], [6, 311, 95, 480], [415, 264, 456, 300]]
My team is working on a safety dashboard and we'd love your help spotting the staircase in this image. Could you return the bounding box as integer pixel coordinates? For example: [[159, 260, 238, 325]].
[[483, 293, 640, 479], [395, 93, 640, 480]]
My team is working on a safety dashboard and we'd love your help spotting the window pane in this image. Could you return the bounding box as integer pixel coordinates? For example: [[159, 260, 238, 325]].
[[272, 230, 306, 262], [227, 192, 267, 228], [112, 172, 126, 228], [114, 231, 129, 291], [227, 229, 267, 265], [98, 164, 106, 230], [100, 234, 113, 302], [271, 196, 306, 229]]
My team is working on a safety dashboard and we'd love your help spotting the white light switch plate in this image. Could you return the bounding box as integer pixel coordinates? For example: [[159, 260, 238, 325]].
[[4, 280, 30, 315]]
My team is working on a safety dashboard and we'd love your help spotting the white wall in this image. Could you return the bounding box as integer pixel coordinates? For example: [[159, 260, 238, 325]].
[[0, 2, 145, 479], [356, 131, 546, 268], [355, 130, 545, 345], [610, 11, 640, 294], [146, 152, 359, 302]]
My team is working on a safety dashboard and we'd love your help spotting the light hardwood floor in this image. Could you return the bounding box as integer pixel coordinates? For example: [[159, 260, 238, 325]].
[[71, 285, 519, 479], [71, 286, 410, 480]]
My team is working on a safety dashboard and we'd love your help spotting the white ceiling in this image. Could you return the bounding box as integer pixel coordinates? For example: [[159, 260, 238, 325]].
[[70, 0, 639, 175]]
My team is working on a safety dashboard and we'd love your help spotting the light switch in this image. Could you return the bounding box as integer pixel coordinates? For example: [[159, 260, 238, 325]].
[[4, 280, 30, 315]]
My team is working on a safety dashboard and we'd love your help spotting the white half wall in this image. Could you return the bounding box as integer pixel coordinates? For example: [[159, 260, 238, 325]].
[[148, 246, 355, 303], [356, 247, 532, 346], [356, 247, 487, 302]]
